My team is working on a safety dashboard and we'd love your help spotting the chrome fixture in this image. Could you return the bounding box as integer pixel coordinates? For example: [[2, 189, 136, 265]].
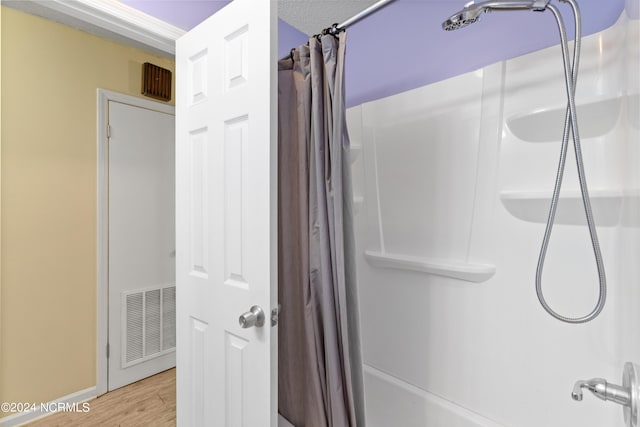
[[442, 0, 550, 31], [239, 305, 265, 328], [330, 0, 397, 34], [573, 363, 640, 427], [443, 0, 607, 324], [572, 378, 631, 406]]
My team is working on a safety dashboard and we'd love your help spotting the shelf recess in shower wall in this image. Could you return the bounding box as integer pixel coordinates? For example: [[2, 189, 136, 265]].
[[364, 250, 496, 283], [499, 189, 640, 226], [505, 97, 623, 142]]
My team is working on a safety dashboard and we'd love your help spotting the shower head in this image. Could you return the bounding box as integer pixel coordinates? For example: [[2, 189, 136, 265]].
[[442, 0, 551, 31], [442, 1, 483, 31]]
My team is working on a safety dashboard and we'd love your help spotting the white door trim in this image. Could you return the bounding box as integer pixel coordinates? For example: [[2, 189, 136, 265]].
[[96, 89, 175, 396]]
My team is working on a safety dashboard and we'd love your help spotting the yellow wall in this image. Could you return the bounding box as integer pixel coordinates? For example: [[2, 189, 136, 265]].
[[0, 6, 175, 412]]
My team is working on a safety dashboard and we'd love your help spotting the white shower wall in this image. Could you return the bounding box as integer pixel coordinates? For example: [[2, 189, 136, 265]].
[[349, 11, 639, 427]]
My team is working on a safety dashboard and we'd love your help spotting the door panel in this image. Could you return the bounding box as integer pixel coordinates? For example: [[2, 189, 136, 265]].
[[108, 100, 176, 391], [176, 0, 277, 425]]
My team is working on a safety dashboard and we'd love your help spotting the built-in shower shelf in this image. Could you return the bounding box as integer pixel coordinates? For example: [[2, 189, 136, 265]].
[[506, 97, 623, 142], [364, 250, 496, 283], [500, 189, 640, 226]]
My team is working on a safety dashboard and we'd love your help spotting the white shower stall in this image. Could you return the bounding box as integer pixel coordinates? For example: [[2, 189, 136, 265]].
[[348, 7, 639, 427]]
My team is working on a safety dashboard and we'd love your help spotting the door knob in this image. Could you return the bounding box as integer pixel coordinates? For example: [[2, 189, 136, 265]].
[[239, 305, 265, 328]]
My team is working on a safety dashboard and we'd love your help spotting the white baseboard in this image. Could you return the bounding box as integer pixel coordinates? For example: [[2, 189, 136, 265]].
[[0, 387, 97, 427], [363, 365, 506, 427]]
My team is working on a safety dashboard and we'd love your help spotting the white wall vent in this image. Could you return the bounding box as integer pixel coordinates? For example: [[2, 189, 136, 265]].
[[122, 285, 176, 368], [162, 286, 176, 350]]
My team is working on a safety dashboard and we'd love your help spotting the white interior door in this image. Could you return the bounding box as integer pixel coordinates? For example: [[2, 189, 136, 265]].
[[108, 100, 176, 391], [175, 0, 277, 425]]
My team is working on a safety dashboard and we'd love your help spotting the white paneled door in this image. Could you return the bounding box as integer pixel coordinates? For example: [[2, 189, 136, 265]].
[[108, 100, 176, 391], [175, 0, 277, 425]]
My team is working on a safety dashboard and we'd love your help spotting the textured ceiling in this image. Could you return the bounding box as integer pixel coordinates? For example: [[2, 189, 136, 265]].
[[278, 0, 379, 35]]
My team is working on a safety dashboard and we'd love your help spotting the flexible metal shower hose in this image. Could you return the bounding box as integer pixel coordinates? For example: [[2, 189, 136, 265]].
[[536, 1, 607, 323]]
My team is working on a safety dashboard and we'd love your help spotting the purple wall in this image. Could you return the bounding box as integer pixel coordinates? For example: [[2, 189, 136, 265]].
[[278, 19, 308, 59], [120, 0, 227, 29]]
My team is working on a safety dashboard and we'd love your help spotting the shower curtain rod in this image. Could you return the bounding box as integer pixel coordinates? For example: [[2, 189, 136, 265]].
[[283, 0, 397, 61], [328, 0, 398, 34]]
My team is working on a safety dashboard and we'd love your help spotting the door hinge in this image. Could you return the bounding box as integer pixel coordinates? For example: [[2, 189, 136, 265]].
[[106, 124, 111, 139], [106, 343, 110, 358]]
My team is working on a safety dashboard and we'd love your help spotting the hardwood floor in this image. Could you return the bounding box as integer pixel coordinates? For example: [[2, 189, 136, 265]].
[[27, 369, 176, 427]]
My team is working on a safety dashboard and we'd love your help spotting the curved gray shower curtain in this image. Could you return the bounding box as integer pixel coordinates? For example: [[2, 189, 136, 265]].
[[277, 32, 365, 427]]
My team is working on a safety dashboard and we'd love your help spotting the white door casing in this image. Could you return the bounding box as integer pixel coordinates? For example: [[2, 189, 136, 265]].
[[176, 0, 277, 425], [107, 99, 176, 391]]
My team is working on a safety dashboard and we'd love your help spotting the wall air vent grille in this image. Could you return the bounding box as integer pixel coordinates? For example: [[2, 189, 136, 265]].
[[162, 286, 176, 350], [142, 62, 172, 102], [123, 285, 176, 367], [125, 293, 144, 363]]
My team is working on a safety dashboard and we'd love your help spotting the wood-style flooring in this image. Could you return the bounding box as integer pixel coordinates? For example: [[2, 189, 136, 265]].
[[26, 368, 176, 427]]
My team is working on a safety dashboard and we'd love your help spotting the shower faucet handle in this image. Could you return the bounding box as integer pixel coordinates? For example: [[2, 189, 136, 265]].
[[572, 363, 640, 427], [572, 378, 631, 406]]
